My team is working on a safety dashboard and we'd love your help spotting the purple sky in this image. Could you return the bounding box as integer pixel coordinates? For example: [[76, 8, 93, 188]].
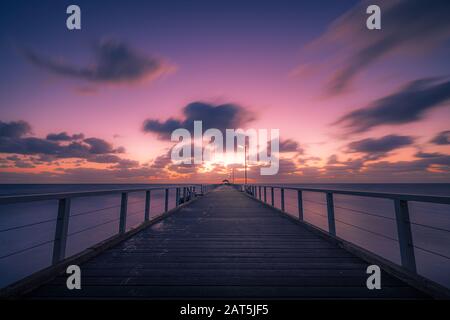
[[0, 0, 449, 183]]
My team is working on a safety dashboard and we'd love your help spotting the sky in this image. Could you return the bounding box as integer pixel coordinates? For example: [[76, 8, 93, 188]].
[[0, 0, 449, 183]]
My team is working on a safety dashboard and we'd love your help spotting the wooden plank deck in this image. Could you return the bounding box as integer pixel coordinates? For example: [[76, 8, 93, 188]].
[[27, 186, 428, 299]]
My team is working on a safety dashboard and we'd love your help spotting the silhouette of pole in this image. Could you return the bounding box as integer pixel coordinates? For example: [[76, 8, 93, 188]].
[[232, 167, 235, 184], [244, 143, 247, 185]]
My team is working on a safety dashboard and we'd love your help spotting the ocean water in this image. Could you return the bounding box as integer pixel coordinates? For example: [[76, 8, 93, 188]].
[[0, 183, 449, 291]]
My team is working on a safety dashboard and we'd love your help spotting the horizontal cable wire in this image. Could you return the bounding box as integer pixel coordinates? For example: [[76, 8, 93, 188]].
[[0, 239, 54, 260], [0, 217, 57, 233], [408, 221, 450, 234], [71, 204, 121, 217], [307, 206, 397, 242], [413, 245, 450, 260], [71, 198, 144, 217], [304, 208, 328, 219], [67, 216, 120, 237], [127, 210, 144, 218], [333, 217, 397, 242], [285, 204, 298, 212], [334, 205, 396, 221], [303, 199, 327, 206], [126, 199, 146, 206]]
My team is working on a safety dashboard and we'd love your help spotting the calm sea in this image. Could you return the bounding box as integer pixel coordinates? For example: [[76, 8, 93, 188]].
[[0, 183, 449, 290]]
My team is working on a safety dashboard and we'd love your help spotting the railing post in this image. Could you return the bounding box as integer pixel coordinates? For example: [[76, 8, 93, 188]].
[[297, 190, 303, 221], [271, 187, 274, 206], [264, 186, 267, 203], [281, 188, 285, 212], [165, 188, 169, 212], [183, 187, 187, 202], [144, 190, 151, 221], [193, 186, 196, 197], [258, 186, 262, 200], [394, 199, 417, 273], [175, 188, 180, 206], [119, 192, 128, 234], [326, 192, 336, 236], [52, 198, 71, 264]]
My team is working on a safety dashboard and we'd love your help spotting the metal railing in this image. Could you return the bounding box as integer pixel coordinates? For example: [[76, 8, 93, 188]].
[[242, 184, 450, 275], [0, 185, 209, 266]]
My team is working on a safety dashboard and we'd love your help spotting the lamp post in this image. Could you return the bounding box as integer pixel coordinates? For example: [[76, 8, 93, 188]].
[[238, 143, 248, 185], [244, 143, 247, 185], [232, 167, 235, 184]]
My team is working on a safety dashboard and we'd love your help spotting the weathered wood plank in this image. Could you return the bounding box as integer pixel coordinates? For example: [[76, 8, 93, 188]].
[[49, 275, 406, 286], [31, 285, 425, 299]]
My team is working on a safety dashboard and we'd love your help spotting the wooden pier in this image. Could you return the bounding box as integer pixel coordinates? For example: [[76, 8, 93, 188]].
[[23, 186, 429, 299]]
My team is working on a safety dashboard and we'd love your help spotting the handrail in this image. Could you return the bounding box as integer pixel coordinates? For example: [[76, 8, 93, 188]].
[[242, 184, 450, 204], [241, 184, 450, 277], [0, 185, 205, 205]]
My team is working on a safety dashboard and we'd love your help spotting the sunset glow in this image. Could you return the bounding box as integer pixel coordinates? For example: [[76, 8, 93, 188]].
[[1, 0, 449, 183]]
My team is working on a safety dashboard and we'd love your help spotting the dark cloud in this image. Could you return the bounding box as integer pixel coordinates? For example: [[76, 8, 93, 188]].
[[0, 120, 127, 167], [307, 151, 450, 182], [296, 0, 450, 95], [150, 152, 172, 169], [415, 152, 447, 159], [3, 155, 35, 168], [13, 159, 35, 168], [362, 155, 450, 175], [109, 159, 140, 169], [430, 130, 450, 145], [324, 156, 366, 175], [279, 139, 303, 153], [143, 101, 256, 140], [0, 137, 122, 158], [347, 135, 414, 157], [334, 78, 450, 133], [46, 132, 84, 141], [88, 154, 122, 164], [167, 162, 197, 175], [23, 39, 174, 84], [0, 120, 31, 138], [2, 145, 449, 183], [83, 137, 118, 154], [0, 137, 63, 155]]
